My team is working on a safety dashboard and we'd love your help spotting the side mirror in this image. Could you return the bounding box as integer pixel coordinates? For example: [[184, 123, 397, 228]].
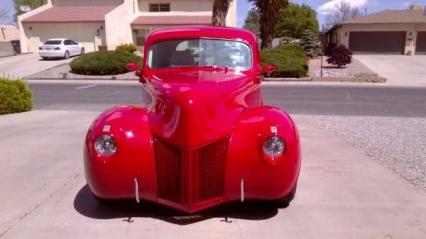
[[261, 64, 277, 75], [127, 63, 141, 77]]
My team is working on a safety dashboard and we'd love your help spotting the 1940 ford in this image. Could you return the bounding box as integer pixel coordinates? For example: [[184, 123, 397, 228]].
[[84, 26, 301, 213]]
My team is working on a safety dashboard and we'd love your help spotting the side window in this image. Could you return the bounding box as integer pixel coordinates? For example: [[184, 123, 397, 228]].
[[64, 40, 70, 45], [149, 3, 170, 12], [70, 40, 77, 45], [159, 3, 170, 11]]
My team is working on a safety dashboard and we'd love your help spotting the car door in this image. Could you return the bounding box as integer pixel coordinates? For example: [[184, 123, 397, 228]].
[[69, 40, 80, 56], [63, 40, 72, 55]]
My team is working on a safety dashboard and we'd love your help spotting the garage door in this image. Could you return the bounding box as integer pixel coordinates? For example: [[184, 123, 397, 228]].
[[348, 32, 406, 55], [25, 23, 105, 53], [416, 32, 426, 55]]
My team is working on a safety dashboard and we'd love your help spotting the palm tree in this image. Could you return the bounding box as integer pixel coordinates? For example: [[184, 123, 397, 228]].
[[243, 8, 260, 37], [212, 0, 233, 26], [249, 0, 289, 49]]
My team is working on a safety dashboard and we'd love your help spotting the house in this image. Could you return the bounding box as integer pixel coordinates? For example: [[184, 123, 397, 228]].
[[18, 0, 237, 53], [0, 25, 20, 57], [325, 4, 426, 55]]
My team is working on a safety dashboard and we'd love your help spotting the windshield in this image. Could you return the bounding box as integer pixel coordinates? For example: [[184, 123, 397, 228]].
[[148, 39, 252, 70], [44, 40, 62, 45]]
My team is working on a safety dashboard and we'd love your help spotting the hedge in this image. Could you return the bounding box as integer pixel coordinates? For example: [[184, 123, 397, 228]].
[[261, 44, 308, 78], [0, 78, 32, 115], [70, 51, 142, 75]]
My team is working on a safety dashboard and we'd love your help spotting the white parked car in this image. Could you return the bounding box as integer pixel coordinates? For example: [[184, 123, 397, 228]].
[[39, 38, 85, 60]]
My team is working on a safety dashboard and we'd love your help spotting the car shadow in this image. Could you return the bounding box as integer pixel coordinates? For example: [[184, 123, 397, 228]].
[[322, 65, 348, 69], [39, 57, 64, 61], [39, 54, 83, 61], [74, 185, 280, 225]]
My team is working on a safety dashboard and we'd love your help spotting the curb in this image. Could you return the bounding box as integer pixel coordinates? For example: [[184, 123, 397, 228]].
[[264, 77, 313, 82], [264, 76, 387, 83], [25, 76, 138, 81]]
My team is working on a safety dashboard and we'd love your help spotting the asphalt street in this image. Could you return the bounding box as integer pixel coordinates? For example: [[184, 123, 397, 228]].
[[28, 82, 426, 117]]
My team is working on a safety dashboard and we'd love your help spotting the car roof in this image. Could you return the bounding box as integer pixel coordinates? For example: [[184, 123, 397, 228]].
[[146, 26, 257, 46], [46, 38, 67, 41]]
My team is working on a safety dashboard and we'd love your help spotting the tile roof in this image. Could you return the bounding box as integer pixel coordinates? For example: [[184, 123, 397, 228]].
[[131, 15, 212, 26], [22, 6, 117, 23], [345, 9, 426, 24]]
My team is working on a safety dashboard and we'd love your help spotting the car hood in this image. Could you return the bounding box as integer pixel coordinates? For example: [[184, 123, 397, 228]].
[[145, 70, 259, 148]]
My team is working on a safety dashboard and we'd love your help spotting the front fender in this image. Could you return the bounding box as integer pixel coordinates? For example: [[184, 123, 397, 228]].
[[84, 105, 157, 201], [225, 106, 301, 201]]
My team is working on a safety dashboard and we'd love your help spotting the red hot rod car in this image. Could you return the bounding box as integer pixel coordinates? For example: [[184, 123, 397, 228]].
[[84, 26, 301, 213]]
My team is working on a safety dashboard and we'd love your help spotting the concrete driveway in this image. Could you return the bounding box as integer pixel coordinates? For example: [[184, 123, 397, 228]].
[[355, 55, 426, 87], [0, 54, 71, 79], [0, 110, 425, 238]]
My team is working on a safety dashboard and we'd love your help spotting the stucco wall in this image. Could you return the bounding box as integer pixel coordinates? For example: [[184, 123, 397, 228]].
[[226, 0, 237, 27], [137, 0, 236, 26], [0, 42, 15, 57], [22, 22, 106, 53], [105, 0, 139, 50], [18, 0, 53, 53], [337, 23, 426, 55], [51, 0, 123, 6], [0, 25, 19, 42]]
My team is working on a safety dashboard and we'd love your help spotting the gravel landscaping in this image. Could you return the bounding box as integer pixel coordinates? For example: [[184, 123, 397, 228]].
[[309, 57, 378, 78], [300, 115, 426, 191]]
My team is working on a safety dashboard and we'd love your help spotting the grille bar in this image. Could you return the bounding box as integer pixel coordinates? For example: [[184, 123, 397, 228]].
[[154, 137, 228, 205]]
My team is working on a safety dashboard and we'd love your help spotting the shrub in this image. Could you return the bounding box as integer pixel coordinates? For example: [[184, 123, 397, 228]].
[[280, 36, 293, 45], [0, 78, 32, 115], [70, 51, 142, 75], [300, 29, 322, 58], [261, 44, 308, 78], [325, 44, 352, 68], [115, 44, 137, 54]]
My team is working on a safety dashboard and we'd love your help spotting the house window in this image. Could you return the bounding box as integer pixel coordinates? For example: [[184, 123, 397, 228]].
[[149, 3, 170, 12]]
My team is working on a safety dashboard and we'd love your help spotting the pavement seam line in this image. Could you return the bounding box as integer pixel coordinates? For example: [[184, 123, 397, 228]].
[[75, 84, 97, 90], [0, 172, 82, 238]]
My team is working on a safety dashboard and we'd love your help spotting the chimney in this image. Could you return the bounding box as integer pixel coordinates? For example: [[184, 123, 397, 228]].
[[410, 4, 425, 10]]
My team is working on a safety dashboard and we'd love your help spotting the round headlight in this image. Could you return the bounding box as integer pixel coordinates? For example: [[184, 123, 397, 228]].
[[263, 136, 285, 158], [94, 134, 117, 156]]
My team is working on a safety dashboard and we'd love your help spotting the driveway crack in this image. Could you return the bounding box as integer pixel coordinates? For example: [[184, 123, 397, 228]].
[[0, 172, 81, 238]]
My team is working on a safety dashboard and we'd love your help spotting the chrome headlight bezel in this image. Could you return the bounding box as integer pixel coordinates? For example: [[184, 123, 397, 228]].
[[94, 134, 117, 157], [263, 135, 286, 158]]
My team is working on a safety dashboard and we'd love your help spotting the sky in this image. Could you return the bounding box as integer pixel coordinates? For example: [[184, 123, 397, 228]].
[[0, 0, 425, 26], [238, 0, 424, 27]]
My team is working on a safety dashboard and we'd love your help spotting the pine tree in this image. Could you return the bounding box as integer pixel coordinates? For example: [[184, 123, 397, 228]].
[[300, 29, 321, 58]]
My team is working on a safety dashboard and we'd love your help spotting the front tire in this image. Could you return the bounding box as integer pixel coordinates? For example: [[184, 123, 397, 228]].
[[64, 51, 70, 59]]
